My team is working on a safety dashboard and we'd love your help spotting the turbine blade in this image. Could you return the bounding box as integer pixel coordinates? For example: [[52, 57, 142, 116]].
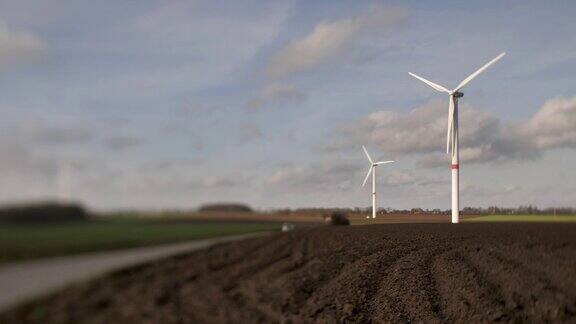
[[452, 122, 456, 157], [452, 115, 457, 157], [446, 96, 454, 154], [375, 160, 395, 165], [362, 166, 373, 187], [362, 145, 373, 164], [454, 52, 506, 91], [408, 72, 451, 93]]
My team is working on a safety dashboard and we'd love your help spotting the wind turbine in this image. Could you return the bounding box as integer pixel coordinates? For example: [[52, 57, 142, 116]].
[[408, 52, 506, 223], [57, 161, 73, 203], [361, 145, 394, 219]]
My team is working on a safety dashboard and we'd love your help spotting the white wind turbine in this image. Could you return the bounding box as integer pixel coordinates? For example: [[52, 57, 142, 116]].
[[57, 161, 73, 203], [361, 145, 394, 219], [408, 52, 506, 224]]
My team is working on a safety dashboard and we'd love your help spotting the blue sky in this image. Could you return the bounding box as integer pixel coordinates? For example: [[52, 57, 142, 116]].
[[0, 0, 575, 210]]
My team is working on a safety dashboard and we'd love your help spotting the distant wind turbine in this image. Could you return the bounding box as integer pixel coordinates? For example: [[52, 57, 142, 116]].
[[57, 162, 73, 203], [361, 145, 394, 219], [408, 52, 506, 223]]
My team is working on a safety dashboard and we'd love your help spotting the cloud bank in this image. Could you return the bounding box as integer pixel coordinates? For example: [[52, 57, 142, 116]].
[[0, 21, 46, 68], [330, 96, 576, 167], [250, 5, 407, 109], [266, 6, 407, 78]]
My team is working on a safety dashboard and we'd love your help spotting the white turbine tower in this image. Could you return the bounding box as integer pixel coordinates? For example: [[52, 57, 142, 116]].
[[408, 52, 506, 224], [57, 162, 73, 203], [361, 145, 394, 219]]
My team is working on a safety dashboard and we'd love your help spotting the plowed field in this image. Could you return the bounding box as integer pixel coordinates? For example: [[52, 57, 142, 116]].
[[3, 223, 576, 323]]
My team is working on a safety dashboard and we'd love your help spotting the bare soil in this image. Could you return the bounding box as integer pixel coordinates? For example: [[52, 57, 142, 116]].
[[170, 210, 455, 225], [2, 223, 576, 323]]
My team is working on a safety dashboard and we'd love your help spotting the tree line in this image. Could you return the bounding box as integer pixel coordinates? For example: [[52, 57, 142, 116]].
[[274, 205, 576, 215]]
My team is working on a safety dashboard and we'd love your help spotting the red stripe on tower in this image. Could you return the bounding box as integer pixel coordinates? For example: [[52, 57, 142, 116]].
[[451, 164, 459, 169]]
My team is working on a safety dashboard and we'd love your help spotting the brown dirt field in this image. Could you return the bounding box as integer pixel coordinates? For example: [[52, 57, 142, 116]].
[[167, 211, 455, 225], [2, 223, 576, 323], [170, 211, 326, 224]]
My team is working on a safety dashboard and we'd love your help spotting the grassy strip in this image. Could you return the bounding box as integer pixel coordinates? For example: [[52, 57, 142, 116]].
[[465, 214, 576, 223], [0, 220, 279, 263]]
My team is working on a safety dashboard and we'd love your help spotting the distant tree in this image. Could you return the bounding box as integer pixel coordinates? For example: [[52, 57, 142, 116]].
[[198, 203, 253, 213], [272, 205, 575, 216], [0, 202, 88, 223]]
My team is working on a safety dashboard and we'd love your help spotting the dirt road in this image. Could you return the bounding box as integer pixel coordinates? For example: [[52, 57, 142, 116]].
[[0, 232, 269, 313], [2, 224, 576, 323]]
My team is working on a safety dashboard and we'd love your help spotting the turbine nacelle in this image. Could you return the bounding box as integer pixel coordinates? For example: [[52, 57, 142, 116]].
[[452, 91, 464, 98]]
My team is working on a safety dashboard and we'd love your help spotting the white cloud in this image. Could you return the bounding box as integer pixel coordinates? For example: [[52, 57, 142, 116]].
[[248, 83, 306, 108], [263, 157, 440, 205], [129, 160, 246, 191], [266, 6, 407, 78], [333, 101, 498, 156], [266, 160, 357, 191], [386, 169, 417, 186], [520, 96, 576, 149], [461, 183, 521, 199], [331, 96, 576, 167], [0, 21, 46, 67], [251, 5, 406, 110]]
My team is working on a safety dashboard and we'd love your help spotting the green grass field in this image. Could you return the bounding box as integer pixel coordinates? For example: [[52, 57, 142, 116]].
[[465, 214, 576, 223], [0, 220, 279, 263]]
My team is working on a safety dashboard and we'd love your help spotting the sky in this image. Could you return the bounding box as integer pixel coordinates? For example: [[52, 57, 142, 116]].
[[0, 0, 575, 210]]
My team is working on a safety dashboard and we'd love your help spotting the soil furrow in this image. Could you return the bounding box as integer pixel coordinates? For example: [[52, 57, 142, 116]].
[[467, 245, 576, 322], [491, 244, 576, 296], [433, 248, 510, 322], [2, 223, 576, 324], [372, 245, 447, 323]]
